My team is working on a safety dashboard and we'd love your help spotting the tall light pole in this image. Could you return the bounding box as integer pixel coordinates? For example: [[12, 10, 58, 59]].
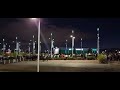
[[73, 37, 75, 56], [33, 35, 35, 55], [31, 18, 40, 72], [28, 43, 31, 56], [70, 30, 75, 57], [34, 41, 36, 54], [38, 18, 40, 72], [19, 42, 21, 55], [81, 38, 83, 54], [52, 39, 54, 49], [50, 33, 53, 58], [2, 39, 5, 55], [49, 34, 54, 58], [70, 35, 75, 57], [65, 40, 68, 55], [81, 38, 82, 49], [97, 28, 100, 55], [16, 37, 19, 58], [17, 42, 21, 55], [12, 41, 16, 54]]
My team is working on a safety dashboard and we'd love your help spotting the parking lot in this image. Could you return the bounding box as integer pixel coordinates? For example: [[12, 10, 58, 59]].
[[0, 60, 120, 72]]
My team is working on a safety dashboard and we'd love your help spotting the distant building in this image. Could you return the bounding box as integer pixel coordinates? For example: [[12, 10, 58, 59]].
[[59, 47, 97, 55]]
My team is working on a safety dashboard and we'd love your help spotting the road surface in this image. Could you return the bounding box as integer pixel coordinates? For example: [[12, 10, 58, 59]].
[[0, 60, 120, 72]]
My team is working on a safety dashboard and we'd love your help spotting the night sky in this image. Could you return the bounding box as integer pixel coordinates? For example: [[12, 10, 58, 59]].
[[0, 18, 120, 51]]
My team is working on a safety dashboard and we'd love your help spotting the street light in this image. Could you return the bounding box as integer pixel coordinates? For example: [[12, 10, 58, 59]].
[[15, 39, 21, 58], [52, 39, 54, 49], [97, 28, 100, 55], [31, 18, 40, 72], [12, 40, 16, 54], [2, 39, 5, 55], [18, 42, 21, 55], [49, 33, 54, 58], [81, 38, 82, 48], [65, 40, 68, 55], [28, 43, 31, 56], [50, 33, 53, 58], [33, 35, 36, 55], [81, 38, 83, 54], [70, 35, 75, 57], [16, 37, 19, 58], [29, 40, 32, 54]]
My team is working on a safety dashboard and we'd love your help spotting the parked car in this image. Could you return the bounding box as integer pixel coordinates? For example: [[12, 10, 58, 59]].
[[86, 53, 96, 60]]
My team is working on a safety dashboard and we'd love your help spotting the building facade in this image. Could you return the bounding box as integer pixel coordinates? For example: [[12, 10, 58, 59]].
[[59, 47, 97, 55]]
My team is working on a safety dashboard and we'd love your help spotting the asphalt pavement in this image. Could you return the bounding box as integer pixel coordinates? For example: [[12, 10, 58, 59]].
[[0, 60, 120, 72]]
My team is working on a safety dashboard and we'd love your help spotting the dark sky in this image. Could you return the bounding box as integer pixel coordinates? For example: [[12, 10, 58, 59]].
[[0, 18, 120, 50]]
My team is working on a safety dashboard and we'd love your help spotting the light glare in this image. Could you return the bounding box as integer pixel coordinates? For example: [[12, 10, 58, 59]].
[[31, 18, 37, 20]]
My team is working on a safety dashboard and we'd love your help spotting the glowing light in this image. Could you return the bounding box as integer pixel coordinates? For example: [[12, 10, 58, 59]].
[[76, 48, 83, 51], [31, 18, 37, 20], [72, 30, 74, 33], [70, 35, 73, 38], [97, 28, 99, 31]]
